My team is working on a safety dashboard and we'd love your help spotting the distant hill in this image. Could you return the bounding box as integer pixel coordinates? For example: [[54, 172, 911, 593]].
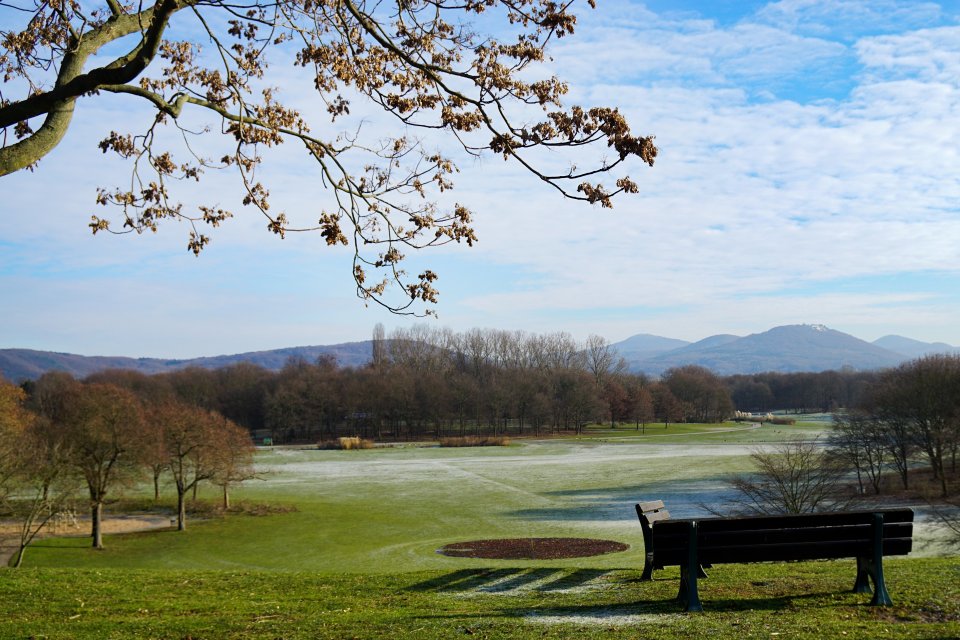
[[4, 325, 956, 382], [872, 335, 960, 359], [0, 342, 374, 383], [666, 333, 741, 354], [619, 324, 908, 375], [610, 333, 690, 361]]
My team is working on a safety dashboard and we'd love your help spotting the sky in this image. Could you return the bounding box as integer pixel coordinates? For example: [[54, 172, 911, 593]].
[[2, 0, 960, 358]]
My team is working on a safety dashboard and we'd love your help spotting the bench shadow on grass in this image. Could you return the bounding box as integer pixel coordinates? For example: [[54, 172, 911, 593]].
[[415, 590, 844, 625], [410, 568, 848, 621], [407, 568, 613, 594]]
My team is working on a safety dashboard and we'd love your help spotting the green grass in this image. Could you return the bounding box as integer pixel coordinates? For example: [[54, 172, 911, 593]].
[[6, 427, 958, 638], [1, 559, 957, 638], [580, 420, 829, 444], [21, 436, 761, 572]]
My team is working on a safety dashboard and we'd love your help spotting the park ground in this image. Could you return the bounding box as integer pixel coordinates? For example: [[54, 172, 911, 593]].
[[2, 419, 959, 638]]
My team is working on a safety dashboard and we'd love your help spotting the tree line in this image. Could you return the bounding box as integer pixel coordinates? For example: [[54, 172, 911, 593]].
[[6, 326, 899, 448], [2, 332, 956, 563], [51, 327, 741, 442], [0, 373, 254, 567], [830, 354, 960, 498], [720, 354, 959, 532]]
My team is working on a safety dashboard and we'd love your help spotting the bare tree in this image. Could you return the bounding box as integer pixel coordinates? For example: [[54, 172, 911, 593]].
[[662, 365, 733, 423], [929, 499, 960, 551], [210, 418, 256, 510], [626, 378, 655, 432], [0, 380, 75, 568], [154, 402, 222, 530], [726, 440, 851, 515], [61, 383, 145, 549], [0, 0, 656, 313], [652, 383, 683, 428], [7, 417, 79, 568], [869, 356, 960, 497], [0, 379, 27, 505], [371, 323, 388, 372], [829, 412, 889, 495]]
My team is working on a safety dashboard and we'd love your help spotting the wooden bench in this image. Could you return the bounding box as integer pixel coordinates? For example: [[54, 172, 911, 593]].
[[650, 508, 914, 612], [635, 500, 710, 581], [635, 500, 670, 581]]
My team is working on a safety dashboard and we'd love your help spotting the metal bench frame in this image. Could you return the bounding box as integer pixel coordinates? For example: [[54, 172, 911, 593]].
[[650, 509, 914, 612]]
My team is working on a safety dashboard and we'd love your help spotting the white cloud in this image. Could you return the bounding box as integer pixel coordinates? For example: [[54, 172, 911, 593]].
[[3, 0, 960, 354], [442, 8, 960, 343], [855, 25, 960, 81], [755, 0, 946, 39]]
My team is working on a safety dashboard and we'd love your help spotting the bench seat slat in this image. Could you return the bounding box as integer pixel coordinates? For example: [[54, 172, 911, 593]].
[[655, 509, 913, 534], [654, 538, 913, 566], [653, 522, 913, 549]]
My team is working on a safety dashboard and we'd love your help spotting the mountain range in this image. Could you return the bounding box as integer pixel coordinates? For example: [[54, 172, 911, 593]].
[[2, 324, 958, 382], [610, 324, 958, 375]]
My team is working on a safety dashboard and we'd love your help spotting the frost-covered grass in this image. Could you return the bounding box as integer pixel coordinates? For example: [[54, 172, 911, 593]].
[[23, 434, 766, 572], [21, 421, 948, 575]]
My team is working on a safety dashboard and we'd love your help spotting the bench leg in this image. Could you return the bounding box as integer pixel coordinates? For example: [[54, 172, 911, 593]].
[[853, 557, 872, 594], [853, 513, 893, 606], [677, 522, 703, 613], [641, 552, 654, 581], [854, 556, 892, 606]]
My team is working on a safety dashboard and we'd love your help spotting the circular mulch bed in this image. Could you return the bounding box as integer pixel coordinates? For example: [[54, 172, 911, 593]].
[[437, 537, 629, 560]]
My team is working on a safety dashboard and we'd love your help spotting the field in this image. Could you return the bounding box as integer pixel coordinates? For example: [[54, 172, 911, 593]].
[[3, 420, 959, 638]]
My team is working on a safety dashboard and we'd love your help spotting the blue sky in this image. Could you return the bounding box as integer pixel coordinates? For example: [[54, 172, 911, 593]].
[[2, 0, 960, 357]]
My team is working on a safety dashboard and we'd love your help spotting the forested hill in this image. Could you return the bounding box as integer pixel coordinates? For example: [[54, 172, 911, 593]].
[[3, 324, 958, 382], [0, 342, 375, 382], [616, 325, 909, 375]]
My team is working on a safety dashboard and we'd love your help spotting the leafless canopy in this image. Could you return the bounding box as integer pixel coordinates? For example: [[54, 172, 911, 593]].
[[0, 0, 657, 313], [726, 440, 851, 516]]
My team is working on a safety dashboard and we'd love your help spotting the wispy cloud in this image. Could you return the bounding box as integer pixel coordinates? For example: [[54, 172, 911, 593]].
[[2, 0, 960, 356]]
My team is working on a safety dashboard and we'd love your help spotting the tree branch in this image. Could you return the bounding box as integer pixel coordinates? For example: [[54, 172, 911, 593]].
[[0, 0, 186, 175]]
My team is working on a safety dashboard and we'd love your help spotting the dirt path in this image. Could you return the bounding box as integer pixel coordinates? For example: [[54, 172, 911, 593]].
[[0, 514, 173, 567]]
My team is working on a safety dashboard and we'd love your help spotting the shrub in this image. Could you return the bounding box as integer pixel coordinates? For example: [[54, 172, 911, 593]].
[[318, 437, 375, 450]]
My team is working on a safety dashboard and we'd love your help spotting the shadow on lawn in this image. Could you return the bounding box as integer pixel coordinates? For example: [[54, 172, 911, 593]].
[[413, 589, 843, 625], [407, 568, 615, 594], [505, 589, 835, 619], [410, 569, 849, 618], [505, 478, 736, 523]]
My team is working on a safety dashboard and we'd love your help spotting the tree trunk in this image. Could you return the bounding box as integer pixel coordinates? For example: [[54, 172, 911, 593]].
[[222, 484, 230, 510], [91, 501, 103, 549], [177, 490, 187, 531], [12, 545, 26, 568]]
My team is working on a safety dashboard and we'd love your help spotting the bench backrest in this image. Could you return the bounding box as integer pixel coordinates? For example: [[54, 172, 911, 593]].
[[636, 500, 670, 523], [636, 501, 671, 542], [652, 509, 913, 567]]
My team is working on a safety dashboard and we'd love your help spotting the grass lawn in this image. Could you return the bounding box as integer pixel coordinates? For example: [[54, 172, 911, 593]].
[[22, 431, 777, 573], [2, 559, 958, 638], [5, 423, 959, 638]]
